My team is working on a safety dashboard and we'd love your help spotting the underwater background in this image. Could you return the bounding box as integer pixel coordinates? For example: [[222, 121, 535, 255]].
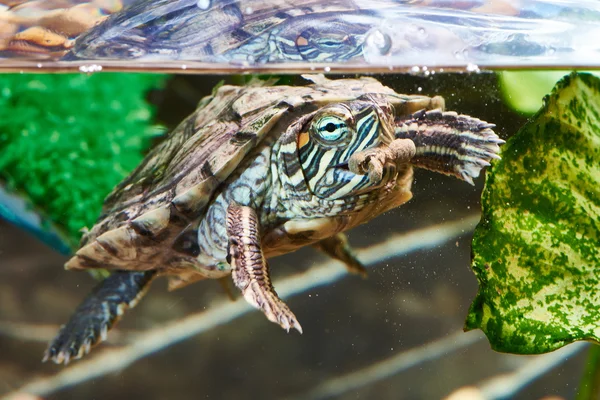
[[0, 72, 589, 399], [2, 0, 600, 398]]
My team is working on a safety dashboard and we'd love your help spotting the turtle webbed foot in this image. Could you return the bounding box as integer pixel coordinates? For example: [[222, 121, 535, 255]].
[[226, 203, 302, 334], [44, 308, 109, 365], [44, 270, 155, 364], [395, 109, 503, 184], [314, 233, 367, 278]]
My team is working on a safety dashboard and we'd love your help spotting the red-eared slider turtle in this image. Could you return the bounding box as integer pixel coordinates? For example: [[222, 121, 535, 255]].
[[4, 1, 580, 66], [61, 0, 474, 63], [60, 0, 567, 66], [44, 75, 502, 364]]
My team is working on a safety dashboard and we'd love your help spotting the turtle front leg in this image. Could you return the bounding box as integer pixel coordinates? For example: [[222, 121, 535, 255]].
[[313, 233, 367, 278], [226, 203, 302, 333], [348, 138, 416, 183], [44, 270, 156, 364]]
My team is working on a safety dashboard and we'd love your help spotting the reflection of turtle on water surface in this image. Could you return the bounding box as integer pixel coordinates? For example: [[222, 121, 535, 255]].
[[2, 0, 541, 63], [44, 75, 503, 364], [60, 0, 478, 63]]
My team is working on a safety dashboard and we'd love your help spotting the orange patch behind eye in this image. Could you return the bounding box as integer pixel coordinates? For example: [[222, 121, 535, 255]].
[[296, 36, 309, 47], [297, 131, 310, 149]]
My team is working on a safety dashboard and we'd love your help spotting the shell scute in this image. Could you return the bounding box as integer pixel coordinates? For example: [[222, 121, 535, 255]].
[[130, 206, 172, 237]]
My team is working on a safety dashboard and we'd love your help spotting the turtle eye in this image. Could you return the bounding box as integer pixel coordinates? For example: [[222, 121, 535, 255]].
[[313, 115, 349, 143]]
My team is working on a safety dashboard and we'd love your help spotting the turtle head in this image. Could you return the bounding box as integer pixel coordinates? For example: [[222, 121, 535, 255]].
[[296, 96, 398, 200]]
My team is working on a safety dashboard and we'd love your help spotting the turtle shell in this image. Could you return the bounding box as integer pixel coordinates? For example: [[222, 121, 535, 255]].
[[66, 75, 442, 273]]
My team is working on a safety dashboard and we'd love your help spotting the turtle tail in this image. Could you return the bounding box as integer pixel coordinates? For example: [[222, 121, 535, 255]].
[[395, 109, 504, 185]]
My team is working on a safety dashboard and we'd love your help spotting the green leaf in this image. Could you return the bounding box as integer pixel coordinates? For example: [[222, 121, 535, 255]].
[[466, 72, 600, 354], [499, 71, 573, 115]]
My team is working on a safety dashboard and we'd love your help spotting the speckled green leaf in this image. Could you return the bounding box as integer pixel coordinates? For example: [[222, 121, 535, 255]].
[[466, 72, 600, 354]]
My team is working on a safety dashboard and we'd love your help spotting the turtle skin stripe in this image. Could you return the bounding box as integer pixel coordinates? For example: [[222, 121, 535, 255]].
[[44, 271, 156, 364]]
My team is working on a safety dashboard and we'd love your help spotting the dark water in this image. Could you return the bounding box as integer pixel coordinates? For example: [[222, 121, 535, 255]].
[[0, 71, 588, 400]]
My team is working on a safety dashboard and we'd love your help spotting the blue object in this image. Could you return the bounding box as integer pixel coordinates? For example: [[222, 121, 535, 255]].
[[0, 184, 72, 255]]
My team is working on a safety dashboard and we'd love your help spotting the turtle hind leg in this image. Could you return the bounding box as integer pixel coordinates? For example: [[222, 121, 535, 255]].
[[44, 270, 156, 364], [313, 233, 367, 278], [226, 203, 302, 334]]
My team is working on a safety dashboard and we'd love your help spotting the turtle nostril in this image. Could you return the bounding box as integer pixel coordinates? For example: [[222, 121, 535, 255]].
[[332, 162, 350, 170]]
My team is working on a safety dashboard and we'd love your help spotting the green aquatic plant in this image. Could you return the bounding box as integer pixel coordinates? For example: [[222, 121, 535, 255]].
[[0, 73, 165, 250], [467, 72, 600, 354]]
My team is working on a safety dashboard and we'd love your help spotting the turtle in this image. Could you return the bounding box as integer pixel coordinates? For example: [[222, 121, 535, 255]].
[[63, 0, 470, 64], [61, 0, 548, 66], [44, 75, 503, 364]]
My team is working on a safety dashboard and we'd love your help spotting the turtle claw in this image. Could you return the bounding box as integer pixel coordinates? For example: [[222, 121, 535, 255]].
[[348, 138, 417, 184], [241, 281, 303, 334], [44, 314, 109, 364], [460, 172, 475, 186]]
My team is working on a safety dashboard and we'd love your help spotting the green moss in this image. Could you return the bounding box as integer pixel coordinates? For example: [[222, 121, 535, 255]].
[[0, 73, 166, 250]]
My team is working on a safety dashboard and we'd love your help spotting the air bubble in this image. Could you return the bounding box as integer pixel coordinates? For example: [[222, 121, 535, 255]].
[[417, 87, 422, 92], [364, 28, 392, 56], [548, 47, 556, 55], [196, 0, 210, 10], [466, 63, 480, 72], [79, 64, 102, 73], [324, 66, 331, 72], [418, 27, 427, 37], [245, 6, 253, 14], [411, 66, 420, 73]]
